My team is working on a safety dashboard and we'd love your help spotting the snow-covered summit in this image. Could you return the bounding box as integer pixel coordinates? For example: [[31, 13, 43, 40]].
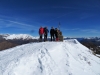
[[0, 39, 100, 75], [4, 34, 38, 40], [0, 34, 10, 38]]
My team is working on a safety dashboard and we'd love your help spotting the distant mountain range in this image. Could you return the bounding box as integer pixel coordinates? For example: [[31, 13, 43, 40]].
[[0, 34, 39, 51], [0, 34, 38, 40]]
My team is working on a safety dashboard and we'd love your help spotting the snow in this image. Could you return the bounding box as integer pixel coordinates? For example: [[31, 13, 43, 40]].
[[4, 34, 38, 40], [0, 39, 100, 75], [96, 54, 100, 57]]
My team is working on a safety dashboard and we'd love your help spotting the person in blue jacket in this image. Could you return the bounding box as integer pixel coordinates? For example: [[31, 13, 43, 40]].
[[44, 27, 49, 41]]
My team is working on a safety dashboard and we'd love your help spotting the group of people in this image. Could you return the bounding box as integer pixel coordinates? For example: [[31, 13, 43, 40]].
[[39, 26, 60, 42]]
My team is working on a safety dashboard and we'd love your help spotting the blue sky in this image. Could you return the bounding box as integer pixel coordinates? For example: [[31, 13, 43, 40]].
[[0, 0, 100, 37]]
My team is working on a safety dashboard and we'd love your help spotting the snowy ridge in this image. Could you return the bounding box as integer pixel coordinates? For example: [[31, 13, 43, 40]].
[[0, 39, 100, 75], [4, 34, 38, 40], [0, 34, 10, 38]]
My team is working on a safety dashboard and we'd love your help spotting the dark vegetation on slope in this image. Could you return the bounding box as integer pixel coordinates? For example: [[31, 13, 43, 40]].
[[0, 41, 17, 51], [0, 38, 38, 51], [79, 39, 100, 55]]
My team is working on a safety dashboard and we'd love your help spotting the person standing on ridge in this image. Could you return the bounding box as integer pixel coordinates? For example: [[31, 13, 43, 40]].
[[44, 27, 49, 41], [50, 27, 55, 41], [55, 28, 59, 41], [39, 26, 44, 42]]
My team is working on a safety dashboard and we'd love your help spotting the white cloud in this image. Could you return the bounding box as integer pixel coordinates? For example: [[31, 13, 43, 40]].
[[62, 28, 80, 31], [62, 28, 100, 34], [0, 18, 39, 30], [81, 29, 100, 33]]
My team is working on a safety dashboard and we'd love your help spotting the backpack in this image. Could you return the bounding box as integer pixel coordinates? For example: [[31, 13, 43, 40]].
[[44, 27, 49, 34]]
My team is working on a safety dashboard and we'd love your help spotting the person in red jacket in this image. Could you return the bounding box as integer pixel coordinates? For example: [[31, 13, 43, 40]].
[[39, 26, 44, 42]]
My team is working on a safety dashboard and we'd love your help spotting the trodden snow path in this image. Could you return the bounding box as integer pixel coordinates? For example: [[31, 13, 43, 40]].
[[0, 39, 100, 75]]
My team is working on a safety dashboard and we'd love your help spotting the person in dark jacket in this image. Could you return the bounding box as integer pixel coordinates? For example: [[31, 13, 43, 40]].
[[50, 27, 55, 41], [39, 26, 44, 42], [44, 27, 49, 41], [55, 28, 59, 41]]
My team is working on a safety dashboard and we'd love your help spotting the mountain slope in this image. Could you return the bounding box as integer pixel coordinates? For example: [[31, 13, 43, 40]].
[[4, 34, 36, 40], [0, 39, 100, 75]]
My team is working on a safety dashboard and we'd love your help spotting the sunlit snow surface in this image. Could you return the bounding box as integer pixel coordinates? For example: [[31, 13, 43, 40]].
[[0, 39, 100, 75], [4, 34, 38, 40]]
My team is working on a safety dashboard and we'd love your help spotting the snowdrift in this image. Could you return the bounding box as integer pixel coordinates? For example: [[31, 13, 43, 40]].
[[0, 39, 100, 75]]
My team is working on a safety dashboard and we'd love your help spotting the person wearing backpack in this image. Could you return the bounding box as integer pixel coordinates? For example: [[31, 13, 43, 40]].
[[55, 28, 59, 41], [44, 27, 49, 41], [50, 27, 55, 41], [39, 26, 44, 42]]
